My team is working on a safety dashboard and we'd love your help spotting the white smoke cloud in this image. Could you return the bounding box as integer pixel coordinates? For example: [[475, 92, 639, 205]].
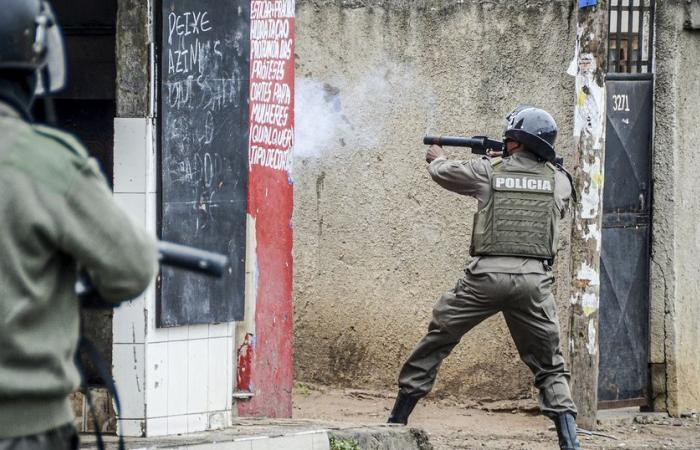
[[293, 78, 345, 159], [294, 63, 434, 160]]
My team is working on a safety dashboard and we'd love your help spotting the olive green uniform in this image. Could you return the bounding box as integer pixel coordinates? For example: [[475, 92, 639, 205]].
[[0, 101, 157, 442], [397, 152, 577, 418]]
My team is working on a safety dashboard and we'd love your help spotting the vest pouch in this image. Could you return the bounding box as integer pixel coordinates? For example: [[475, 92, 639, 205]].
[[470, 196, 494, 256]]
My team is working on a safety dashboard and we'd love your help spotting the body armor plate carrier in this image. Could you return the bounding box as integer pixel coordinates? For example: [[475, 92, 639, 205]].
[[471, 158, 559, 260]]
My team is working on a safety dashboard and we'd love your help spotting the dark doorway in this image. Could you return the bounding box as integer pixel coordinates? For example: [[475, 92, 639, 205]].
[[598, 73, 653, 409], [43, 0, 117, 183], [33, 0, 118, 384]]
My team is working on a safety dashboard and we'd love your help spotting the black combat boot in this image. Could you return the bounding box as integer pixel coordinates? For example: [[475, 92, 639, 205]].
[[553, 413, 581, 450], [387, 392, 419, 425]]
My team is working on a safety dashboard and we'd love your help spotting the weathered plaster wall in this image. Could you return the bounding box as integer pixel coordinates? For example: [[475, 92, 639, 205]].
[[651, 0, 700, 416], [293, 0, 576, 401], [674, 21, 700, 414], [116, 0, 151, 118]]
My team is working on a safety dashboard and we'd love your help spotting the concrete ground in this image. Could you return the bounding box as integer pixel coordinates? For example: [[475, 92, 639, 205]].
[[293, 383, 700, 450], [76, 383, 700, 449], [79, 418, 430, 450]]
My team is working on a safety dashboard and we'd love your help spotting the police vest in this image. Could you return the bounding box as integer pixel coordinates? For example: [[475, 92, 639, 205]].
[[470, 158, 559, 260]]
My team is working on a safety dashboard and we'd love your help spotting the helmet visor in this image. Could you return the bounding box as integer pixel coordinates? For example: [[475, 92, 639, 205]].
[[34, 2, 66, 95]]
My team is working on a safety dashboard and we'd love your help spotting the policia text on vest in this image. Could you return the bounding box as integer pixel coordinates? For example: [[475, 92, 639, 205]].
[[493, 174, 553, 192]]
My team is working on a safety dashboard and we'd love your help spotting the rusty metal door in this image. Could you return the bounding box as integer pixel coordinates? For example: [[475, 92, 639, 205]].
[[598, 73, 653, 408]]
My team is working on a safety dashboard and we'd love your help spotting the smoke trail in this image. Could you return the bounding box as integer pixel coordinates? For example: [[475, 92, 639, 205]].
[[294, 63, 437, 160], [293, 78, 345, 159]]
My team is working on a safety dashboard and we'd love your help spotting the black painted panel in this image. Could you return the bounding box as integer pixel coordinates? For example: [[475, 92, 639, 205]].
[[158, 0, 250, 326], [598, 225, 650, 402], [603, 79, 653, 215]]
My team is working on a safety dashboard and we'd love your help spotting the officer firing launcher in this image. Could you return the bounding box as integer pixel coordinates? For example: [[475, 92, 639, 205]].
[[423, 135, 564, 166]]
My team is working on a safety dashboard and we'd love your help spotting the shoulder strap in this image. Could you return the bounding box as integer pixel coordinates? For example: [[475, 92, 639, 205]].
[[555, 163, 579, 203], [32, 125, 88, 158], [490, 157, 503, 168]]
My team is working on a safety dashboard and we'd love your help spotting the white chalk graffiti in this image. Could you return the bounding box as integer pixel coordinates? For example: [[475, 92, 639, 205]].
[[168, 11, 213, 46]]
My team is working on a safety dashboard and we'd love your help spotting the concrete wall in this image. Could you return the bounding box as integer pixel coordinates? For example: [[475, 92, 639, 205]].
[[293, 0, 576, 401], [651, 1, 700, 416]]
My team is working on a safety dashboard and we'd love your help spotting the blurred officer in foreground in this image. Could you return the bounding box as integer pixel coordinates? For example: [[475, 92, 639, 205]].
[[388, 106, 581, 450], [0, 1, 157, 449]]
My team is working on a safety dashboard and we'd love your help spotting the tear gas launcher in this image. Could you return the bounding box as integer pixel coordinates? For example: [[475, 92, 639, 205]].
[[423, 135, 504, 155], [423, 135, 564, 166]]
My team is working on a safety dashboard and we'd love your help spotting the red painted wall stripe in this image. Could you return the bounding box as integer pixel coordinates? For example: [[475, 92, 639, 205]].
[[240, 0, 295, 418]]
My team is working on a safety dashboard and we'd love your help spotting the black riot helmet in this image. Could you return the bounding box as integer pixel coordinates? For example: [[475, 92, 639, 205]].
[[503, 105, 558, 162], [0, 0, 66, 95]]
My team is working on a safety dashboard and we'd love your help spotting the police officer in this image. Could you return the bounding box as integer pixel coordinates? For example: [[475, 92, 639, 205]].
[[388, 106, 581, 450], [0, 1, 157, 449]]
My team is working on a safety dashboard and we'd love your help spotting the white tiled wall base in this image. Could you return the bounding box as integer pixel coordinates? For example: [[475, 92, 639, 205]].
[[120, 430, 331, 450], [116, 418, 145, 437], [113, 426, 330, 450], [144, 411, 231, 437], [112, 118, 234, 437]]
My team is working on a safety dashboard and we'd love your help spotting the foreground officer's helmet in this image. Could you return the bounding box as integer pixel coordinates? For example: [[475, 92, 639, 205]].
[[504, 105, 558, 162], [0, 0, 66, 94]]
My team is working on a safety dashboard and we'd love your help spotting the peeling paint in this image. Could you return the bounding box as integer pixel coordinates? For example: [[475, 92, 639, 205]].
[[573, 63, 605, 149], [582, 292, 599, 316], [237, 333, 255, 392], [566, 25, 583, 77], [569, 25, 605, 150], [580, 157, 602, 219], [586, 320, 597, 355], [582, 223, 602, 252], [570, 293, 580, 305], [576, 261, 600, 287]]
